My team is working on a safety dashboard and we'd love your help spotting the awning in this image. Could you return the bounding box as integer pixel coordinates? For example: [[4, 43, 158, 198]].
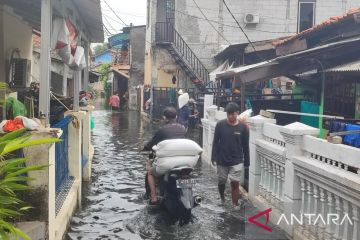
[[112, 69, 129, 79], [209, 60, 233, 82], [326, 59, 360, 72], [216, 61, 277, 80], [216, 36, 360, 83]]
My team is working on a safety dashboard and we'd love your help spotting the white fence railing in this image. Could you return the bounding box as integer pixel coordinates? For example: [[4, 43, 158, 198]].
[[256, 123, 286, 210], [292, 135, 360, 240], [201, 103, 360, 240]]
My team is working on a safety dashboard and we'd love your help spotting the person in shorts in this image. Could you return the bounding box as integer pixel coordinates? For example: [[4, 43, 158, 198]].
[[211, 102, 249, 208]]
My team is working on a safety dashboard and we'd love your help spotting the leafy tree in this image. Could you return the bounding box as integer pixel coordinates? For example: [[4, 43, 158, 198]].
[[98, 64, 111, 109], [93, 43, 109, 56]]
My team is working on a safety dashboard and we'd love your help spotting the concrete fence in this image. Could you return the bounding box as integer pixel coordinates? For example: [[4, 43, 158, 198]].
[[21, 109, 94, 240], [201, 103, 360, 240]]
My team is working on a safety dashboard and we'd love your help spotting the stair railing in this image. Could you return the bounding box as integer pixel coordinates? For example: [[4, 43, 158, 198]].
[[155, 22, 210, 86]]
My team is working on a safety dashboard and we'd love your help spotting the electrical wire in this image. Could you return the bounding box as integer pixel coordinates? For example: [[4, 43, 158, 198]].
[[103, 15, 118, 32], [103, 0, 129, 27], [174, 8, 292, 34], [102, 9, 146, 18], [103, 23, 114, 36], [191, 0, 231, 45], [222, 0, 264, 61], [103, 13, 127, 26]]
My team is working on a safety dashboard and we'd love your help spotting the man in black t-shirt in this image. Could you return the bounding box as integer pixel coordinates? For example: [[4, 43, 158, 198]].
[[211, 102, 250, 208], [143, 107, 186, 204]]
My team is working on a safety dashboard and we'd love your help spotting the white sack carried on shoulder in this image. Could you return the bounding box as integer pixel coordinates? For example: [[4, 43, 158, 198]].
[[154, 155, 200, 176], [153, 139, 203, 158], [178, 92, 189, 109]]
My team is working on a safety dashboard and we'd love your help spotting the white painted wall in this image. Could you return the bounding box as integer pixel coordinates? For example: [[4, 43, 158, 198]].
[[173, 0, 360, 70], [0, 6, 33, 83], [80, 106, 95, 182], [23, 130, 61, 240]]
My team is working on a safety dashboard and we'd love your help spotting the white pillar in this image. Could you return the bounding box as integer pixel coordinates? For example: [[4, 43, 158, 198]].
[[203, 94, 214, 119], [80, 107, 93, 181], [73, 70, 81, 111], [39, 0, 52, 125], [83, 44, 89, 91], [62, 64, 68, 96], [247, 115, 276, 197], [65, 111, 85, 207], [280, 122, 319, 235], [23, 131, 59, 240]]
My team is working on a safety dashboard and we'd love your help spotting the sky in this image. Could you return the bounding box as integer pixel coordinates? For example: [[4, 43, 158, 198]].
[[100, 0, 147, 42]]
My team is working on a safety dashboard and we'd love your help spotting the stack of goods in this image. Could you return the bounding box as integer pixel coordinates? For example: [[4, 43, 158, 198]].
[[152, 139, 203, 176]]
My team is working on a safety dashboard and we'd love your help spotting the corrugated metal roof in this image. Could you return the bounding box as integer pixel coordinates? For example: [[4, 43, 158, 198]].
[[326, 59, 360, 72]]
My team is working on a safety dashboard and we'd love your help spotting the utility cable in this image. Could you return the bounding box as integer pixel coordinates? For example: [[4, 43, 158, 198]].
[[175, 8, 291, 34], [222, 0, 265, 61], [192, 0, 231, 45], [103, 24, 114, 36], [103, 13, 127, 26], [103, 0, 129, 27], [103, 15, 118, 32]]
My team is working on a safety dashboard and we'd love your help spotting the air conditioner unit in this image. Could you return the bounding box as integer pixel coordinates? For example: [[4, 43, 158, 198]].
[[244, 13, 260, 24], [10, 59, 31, 88]]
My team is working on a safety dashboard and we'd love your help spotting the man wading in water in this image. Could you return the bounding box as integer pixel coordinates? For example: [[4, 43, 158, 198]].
[[211, 102, 249, 209]]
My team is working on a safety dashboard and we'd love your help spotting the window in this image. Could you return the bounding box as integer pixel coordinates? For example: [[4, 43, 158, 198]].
[[166, 0, 175, 23], [298, 1, 315, 32]]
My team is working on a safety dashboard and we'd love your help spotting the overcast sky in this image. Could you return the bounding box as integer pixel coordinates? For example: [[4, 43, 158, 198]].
[[100, 0, 147, 41]]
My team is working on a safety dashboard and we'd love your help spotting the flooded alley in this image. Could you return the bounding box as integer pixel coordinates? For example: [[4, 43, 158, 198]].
[[67, 110, 287, 240]]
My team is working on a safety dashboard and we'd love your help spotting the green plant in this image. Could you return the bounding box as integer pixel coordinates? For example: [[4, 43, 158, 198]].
[[93, 43, 108, 56], [0, 128, 61, 239], [99, 64, 111, 109]]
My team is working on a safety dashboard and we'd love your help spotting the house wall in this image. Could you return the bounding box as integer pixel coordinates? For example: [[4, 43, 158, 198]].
[[0, 5, 33, 84], [145, 0, 195, 90], [33, 50, 74, 96], [94, 51, 112, 65], [129, 26, 146, 110], [316, 0, 360, 23], [175, 0, 360, 71]]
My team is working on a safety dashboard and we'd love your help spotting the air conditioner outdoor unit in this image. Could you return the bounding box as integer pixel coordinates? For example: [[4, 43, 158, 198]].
[[10, 59, 31, 88], [244, 13, 260, 24]]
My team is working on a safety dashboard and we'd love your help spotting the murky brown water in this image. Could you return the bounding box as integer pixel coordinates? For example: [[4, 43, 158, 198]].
[[67, 110, 287, 240]]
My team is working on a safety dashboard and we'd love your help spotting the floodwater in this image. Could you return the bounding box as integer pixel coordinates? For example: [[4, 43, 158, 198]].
[[67, 110, 287, 240]]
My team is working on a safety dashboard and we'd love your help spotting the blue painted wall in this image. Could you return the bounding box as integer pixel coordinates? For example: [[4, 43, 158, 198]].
[[95, 51, 112, 65]]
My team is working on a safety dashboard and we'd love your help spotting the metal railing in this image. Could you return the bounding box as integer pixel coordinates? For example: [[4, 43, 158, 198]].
[[155, 22, 210, 86], [52, 115, 73, 194], [152, 87, 196, 119]]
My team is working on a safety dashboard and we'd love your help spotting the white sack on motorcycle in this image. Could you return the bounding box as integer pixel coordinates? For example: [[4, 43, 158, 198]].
[[152, 139, 203, 158], [154, 155, 200, 176]]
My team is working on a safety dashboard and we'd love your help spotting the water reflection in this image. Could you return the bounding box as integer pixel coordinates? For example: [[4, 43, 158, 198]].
[[67, 111, 286, 240]]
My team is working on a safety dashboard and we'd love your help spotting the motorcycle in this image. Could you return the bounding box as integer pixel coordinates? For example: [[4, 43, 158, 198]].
[[144, 151, 202, 226]]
